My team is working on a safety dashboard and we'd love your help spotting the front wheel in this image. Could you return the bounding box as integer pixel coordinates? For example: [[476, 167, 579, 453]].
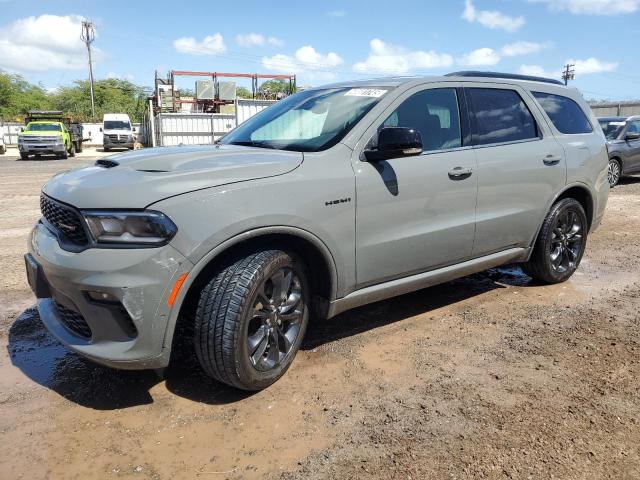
[[522, 198, 587, 284], [608, 159, 621, 188], [19, 152, 29, 160], [194, 249, 309, 390]]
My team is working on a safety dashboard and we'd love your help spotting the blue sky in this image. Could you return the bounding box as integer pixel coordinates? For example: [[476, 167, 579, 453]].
[[1, 0, 639, 100]]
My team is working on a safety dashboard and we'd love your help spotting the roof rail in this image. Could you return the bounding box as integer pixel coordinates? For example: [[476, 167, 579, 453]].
[[445, 71, 564, 86]]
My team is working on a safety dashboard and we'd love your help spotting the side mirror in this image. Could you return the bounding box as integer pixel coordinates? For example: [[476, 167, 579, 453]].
[[625, 132, 640, 141], [132, 127, 136, 132], [99, 127, 103, 132], [364, 127, 423, 162], [19, 127, 24, 132]]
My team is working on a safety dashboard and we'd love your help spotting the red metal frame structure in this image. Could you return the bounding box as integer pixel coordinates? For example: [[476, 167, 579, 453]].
[[154, 70, 296, 113]]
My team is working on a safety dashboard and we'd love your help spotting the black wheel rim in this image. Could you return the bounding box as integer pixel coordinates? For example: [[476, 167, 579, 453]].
[[247, 267, 303, 372], [608, 160, 620, 186], [549, 209, 584, 274]]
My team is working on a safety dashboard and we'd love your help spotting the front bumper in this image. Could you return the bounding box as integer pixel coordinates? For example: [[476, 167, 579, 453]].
[[28, 221, 193, 369], [103, 136, 134, 149], [19, 142, 66, 154]]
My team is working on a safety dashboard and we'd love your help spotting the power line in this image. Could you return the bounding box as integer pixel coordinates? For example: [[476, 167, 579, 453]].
[[80, 19, 96, 117], [562, 63, 575, 85]]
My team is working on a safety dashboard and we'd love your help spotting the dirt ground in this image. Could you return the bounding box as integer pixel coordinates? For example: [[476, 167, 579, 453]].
[[0, 150, 639, 480]]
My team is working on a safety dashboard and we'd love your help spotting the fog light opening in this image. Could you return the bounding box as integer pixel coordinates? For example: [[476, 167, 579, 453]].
[[86, 290, 119, 303]]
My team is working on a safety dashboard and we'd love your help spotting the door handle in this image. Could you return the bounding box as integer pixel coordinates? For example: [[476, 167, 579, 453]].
[[543, 154, 562, 166], [448, 166, 473, 179]]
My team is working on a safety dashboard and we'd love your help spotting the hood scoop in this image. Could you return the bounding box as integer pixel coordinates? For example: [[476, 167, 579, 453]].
[[96, 159, 119, 168]]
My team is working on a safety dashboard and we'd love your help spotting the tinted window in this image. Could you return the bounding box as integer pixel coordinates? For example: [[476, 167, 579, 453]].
[[467, 88, 538, 145], [627, 121, 640, 134], [381, 88, 462, 152], [532, 92, 593, 134]]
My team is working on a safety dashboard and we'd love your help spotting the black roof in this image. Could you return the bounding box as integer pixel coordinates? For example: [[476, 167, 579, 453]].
[[446, 71, 564, 86]]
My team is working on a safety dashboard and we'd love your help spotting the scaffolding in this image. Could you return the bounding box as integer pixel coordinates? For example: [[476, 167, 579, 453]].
[[153, 70, 296, 114]]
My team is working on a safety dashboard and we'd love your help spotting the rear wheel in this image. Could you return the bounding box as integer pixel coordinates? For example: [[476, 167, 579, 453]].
[[68, 142, 75, 157], [608, 158, 621, 188], [194, 249, 309, 390], [75, 140, 83, 153], [522, 198, 587, 284]]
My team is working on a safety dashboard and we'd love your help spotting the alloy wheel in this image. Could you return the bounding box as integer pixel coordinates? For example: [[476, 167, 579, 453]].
[[247, 267, 304, 372], [549, 209, 584, 274], [608, 160, 620, 187]]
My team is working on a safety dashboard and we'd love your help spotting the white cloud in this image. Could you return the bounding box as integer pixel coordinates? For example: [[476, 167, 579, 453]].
[[458, 47, 501, 66], [519, 57, 618, 78], [529, 0, 640, 15], [462, 0, 525, 32], [327, 10, 347, 17], [262, 45, 343, 79], [235, 33, 283, 48], [570, 57, 618, 74], [106, 71, 135, 81], [173, 34, 225, 55], [353, 39, 453, 74], [501, 41, 551, 57], [0, 14, 92, 72], [519, 64, 558, 77]]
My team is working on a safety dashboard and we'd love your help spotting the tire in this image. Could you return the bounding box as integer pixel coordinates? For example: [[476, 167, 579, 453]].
[[69, 143, 75, 157], [522, 198, 588, 284], [608, 158, 621, 188], [103, 147, 110, 152], [20, 152, 29, 160], [76, 141, 83, 153], [59, 150, 68, 159], [194, 249, 309, 390]]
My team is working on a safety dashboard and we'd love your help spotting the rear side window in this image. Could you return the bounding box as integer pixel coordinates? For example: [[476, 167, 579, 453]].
[[532, 92, 593, 134], [467, 88, 538, 145]]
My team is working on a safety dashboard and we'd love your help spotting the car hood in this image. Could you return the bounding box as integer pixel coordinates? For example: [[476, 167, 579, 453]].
[[42, 144, 303, 208]]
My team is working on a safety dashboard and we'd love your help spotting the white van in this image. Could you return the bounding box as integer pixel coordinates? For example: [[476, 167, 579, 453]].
[[101, 113, 134, 151]]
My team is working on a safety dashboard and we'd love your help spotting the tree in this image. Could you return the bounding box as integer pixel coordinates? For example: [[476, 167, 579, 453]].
[[257, 79, 295, 99], [236, 87, 253, 99], [0, 71, 53, 120]]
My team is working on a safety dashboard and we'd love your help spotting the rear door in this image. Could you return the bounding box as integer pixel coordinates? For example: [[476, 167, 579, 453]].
[[353, 83, 478, 287], [465, 84, 566, 257]]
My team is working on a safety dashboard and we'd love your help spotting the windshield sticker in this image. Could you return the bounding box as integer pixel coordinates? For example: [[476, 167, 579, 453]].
[[609, 122, 626, 126], [344, 88, 387, 98]]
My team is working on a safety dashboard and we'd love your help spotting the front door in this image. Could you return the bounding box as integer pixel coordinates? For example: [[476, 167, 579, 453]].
[[624, 119, 640, 172], [354, 85, 478, 288]]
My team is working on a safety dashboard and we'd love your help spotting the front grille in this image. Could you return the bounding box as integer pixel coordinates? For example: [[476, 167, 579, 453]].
[[55, 302, 92, 338], [106, 134, 130, 143], [22, 136, 59, 143], [40, 195, 89, 246]]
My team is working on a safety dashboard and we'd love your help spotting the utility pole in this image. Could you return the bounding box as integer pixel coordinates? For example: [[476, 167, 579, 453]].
[[81, 19, 96, 117], [562, 63, 575, 85]]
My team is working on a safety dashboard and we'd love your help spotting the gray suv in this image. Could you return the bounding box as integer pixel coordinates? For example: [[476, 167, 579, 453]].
[[598, 116, 640, 187], [25, 72, 609, 390]]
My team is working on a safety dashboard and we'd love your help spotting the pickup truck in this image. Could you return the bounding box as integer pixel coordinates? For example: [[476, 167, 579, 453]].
[[18, 111, 84, 160]]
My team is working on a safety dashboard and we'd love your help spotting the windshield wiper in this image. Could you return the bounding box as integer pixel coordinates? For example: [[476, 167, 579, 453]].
[[227, 140, 277, 149]]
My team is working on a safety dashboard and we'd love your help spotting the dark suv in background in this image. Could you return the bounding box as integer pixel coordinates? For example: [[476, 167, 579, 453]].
[[598, 116, 640, 187]]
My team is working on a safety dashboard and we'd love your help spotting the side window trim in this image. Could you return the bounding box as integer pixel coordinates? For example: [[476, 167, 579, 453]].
[[463, 86, 543, 148]]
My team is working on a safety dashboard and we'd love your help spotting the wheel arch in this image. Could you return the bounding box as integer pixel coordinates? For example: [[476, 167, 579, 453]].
[[164, 226, 338, 355], [527, 183, 595, 258]]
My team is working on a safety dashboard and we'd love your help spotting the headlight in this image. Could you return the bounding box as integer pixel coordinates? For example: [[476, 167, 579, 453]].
[[82, 210, 177, 246]]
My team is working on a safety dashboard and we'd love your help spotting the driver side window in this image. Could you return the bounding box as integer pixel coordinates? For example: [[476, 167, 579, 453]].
[[381, 88, 462, 152]]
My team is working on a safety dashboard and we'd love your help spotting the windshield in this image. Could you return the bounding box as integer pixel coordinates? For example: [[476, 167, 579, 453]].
[[26, 123, 61, 132], [219, 87, 389, 152], [599, 119, 625, 140], [104, 120, 131, 130]]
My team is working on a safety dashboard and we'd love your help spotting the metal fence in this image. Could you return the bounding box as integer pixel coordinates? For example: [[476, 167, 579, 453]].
[[147, 98, 276, 147], [589, 101, 640, 118]]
